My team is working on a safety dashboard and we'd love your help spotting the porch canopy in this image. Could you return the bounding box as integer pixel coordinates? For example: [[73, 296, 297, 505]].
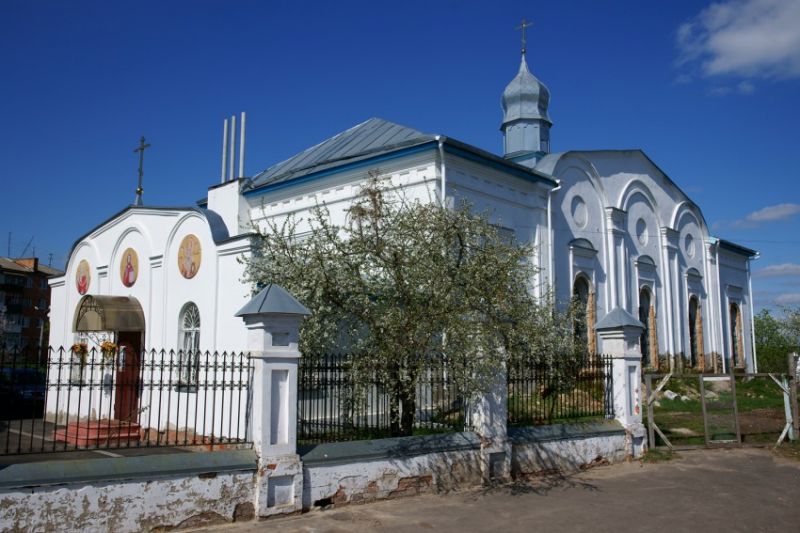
[[73, 295, 145, 332]]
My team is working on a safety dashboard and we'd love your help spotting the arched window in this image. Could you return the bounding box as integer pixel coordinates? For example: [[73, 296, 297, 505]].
[[178, 303, 201, 386], [639, 287, 652, 367], [573, 276, 592, 354], [729, 302, 743, 368]]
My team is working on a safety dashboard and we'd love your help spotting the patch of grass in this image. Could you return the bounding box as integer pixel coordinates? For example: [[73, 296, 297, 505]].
[[655, 397, 703, 413], [774, 441, 800, 462], [640, 449, 679, 463], [734, 377, 786, 412]]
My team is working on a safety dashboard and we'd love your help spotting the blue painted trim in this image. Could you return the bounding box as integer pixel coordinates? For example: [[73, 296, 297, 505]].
[[243, 142, 438, 199], [244, 137, 558, 201], [442, 144, 556, 186], [718, 239, 758, 258]]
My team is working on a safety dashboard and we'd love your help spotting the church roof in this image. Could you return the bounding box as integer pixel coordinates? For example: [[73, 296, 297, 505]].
[[61, 205, 250, 273], [242, 117, 557, 196], [718, 239, 758, 258], [501, 55, 551, 127], [246, 118, 435, 192]]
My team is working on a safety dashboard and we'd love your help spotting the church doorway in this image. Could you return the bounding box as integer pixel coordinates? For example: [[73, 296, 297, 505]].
[[115, 331, 142, 422], [73, 295, 146, 422]]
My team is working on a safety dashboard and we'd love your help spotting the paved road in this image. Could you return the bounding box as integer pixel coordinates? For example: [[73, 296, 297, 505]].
[[194, 448, 800, 533]]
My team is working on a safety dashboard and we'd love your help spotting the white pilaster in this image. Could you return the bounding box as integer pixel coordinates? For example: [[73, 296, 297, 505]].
[[596, 308, 646, 457], [238, 285, 309, 518], [470, 367, 511, 483]]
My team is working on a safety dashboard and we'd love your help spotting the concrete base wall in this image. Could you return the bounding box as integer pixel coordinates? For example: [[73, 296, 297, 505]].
[[509, 421, 629, 478], [0, 450, 258, 533], [304, 448, 482, 508], [0, 424, 629, 531], [1, 471, 255, 533]]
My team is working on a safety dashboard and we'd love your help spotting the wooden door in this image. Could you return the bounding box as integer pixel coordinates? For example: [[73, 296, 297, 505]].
[[115, 331, 142, 422]]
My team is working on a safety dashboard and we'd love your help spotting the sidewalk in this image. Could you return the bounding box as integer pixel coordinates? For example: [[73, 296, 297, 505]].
[[192, 448, 800, 532]]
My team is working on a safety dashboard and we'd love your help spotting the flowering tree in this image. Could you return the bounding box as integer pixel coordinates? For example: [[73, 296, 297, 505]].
[[754, 307, 800, 373], [245, 176, 581, 436]]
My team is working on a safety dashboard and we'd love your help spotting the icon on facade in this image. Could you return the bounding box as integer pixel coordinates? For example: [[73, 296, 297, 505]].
[[76, 259, 91, 295], [178, 234, 201, 279], [120, 248, 139, 287]]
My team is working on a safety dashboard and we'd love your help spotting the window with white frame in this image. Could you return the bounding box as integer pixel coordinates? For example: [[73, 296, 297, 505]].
[[178, 303, 201, 386]]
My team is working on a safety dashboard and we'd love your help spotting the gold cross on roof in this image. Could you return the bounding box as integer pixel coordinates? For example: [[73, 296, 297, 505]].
[[516, 18, 534, 56]]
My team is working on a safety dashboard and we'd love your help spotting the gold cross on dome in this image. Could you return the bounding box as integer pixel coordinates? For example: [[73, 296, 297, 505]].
[[133, 136, 151, 206], [516, 18, 534, 56]]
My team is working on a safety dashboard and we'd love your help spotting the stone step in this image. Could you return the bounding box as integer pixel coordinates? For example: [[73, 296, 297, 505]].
[[53, 420, 141, 447]]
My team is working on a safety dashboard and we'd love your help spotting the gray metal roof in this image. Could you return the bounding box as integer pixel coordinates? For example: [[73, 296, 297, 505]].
[[236, 283, 310, 317], [246, 118, 435, 192], [595, 307, 644, 331], [502, 55, 551, 126]]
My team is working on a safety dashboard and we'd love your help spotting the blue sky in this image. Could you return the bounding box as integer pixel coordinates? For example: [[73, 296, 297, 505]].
[[1, 0, 798, 310]]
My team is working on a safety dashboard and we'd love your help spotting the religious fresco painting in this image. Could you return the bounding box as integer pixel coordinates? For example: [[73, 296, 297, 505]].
[[120, 248, 139, 287], [75, 259, 91, 295], [178, 234, 201, 279]]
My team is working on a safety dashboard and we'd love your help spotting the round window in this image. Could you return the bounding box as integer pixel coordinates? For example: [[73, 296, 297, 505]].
[[636, 218, 648, 246], [571, 196, 587, 229], [685, 234, 696, 258]]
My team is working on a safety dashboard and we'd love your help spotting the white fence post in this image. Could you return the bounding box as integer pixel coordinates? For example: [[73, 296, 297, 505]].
[[236, 284, 309, 518], [595, 308, 646, 457], [471, 363, 511, 483]]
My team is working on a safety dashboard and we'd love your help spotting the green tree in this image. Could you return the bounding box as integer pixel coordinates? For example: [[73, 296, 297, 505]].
[[780, 306, 800, 351], [245, 176, 581, 436], [754, 308, 796, 373]]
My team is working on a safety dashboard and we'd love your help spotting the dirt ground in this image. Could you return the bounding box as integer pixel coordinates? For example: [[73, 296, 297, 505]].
[[191, 447, 800, 533]]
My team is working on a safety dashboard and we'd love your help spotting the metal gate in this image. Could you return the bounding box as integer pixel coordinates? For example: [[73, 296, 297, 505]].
[[645, 367, 799, 450]]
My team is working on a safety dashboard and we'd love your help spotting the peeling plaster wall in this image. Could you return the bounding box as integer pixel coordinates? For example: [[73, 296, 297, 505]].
[[303, 449, 482, 508], [0, 471, 255, 533], [512, 432, 628, 477]]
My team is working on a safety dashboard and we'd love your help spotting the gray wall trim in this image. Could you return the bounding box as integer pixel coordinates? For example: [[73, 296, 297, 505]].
[[0, 449, 257, 490], [300, 432, 480, 467], [508, 420, 625, 444]]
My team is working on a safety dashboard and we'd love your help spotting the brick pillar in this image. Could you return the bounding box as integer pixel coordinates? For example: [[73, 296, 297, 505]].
[[595, 308, 646, 457], [237, 284, 309, 518]]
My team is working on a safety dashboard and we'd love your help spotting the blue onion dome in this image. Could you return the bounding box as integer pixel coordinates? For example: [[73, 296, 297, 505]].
[[501, 55, 552, 126]]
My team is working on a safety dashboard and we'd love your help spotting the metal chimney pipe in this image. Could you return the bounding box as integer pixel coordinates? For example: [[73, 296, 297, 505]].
[[221, 118, 228, 183], [229, 114, 236, 181], [238, 111, 246, 178]]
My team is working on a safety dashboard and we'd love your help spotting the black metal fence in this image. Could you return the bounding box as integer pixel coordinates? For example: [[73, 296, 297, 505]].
[[507, 354, 614, 426], [0, 346, 253, 455], [298, 353, 469, 445]]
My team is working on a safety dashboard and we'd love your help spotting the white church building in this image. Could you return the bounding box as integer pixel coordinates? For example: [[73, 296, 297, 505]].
[[48, 50, 758, 386]]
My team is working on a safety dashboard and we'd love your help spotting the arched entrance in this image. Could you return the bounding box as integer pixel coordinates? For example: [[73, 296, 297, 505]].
[[688, 296, 704, 370], [729, 302, 743, 369], [73, 295, 145, 422], [572, 275, 595, 354], [639, 287, 653, 368]]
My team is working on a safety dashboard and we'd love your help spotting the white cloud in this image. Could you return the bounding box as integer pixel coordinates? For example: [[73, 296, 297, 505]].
[[731, 203, 800, 227], [708, 86, 733, 96], [707, 81, 757, 96], [755, 263, 800, 277], [677, 0, 800, 79], [737, 80, 755, 93], [775, 293, 800, 305]]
